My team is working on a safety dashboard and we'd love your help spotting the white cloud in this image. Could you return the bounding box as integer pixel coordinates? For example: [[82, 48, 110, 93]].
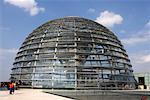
[[88, 8, 96, 13], [0, 48, 18, 54], [121, 20, 150, 72], [146, 20, 150, 27], [141, 54, 150, 63], [0, 48, 18, 61], [121, 20, 150, 45], [95, 10, 123, 27], [120, 30, 126, 34], [131, 53, 150, 64], [122, 36, 150, 45], [4, 0, 45, 16], [129, 51, 150, 73]]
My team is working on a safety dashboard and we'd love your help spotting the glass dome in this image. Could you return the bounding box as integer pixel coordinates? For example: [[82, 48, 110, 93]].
[[11, 17, 136, 89]]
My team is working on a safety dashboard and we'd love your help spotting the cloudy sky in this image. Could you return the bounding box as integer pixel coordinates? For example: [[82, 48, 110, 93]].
[[0, 0, 150, 81]]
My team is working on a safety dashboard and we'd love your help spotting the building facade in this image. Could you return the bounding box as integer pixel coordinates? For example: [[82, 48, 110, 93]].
[[134, 72, 150, 90], [11, 17, 136, 89]]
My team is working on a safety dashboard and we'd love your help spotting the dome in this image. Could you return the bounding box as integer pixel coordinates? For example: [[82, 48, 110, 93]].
[[11, 17, 136, 89]]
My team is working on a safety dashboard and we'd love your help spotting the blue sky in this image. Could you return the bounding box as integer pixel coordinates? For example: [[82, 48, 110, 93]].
[[0, 0, 150, 81]]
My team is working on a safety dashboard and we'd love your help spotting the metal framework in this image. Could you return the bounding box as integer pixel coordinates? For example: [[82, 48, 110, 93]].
[[11, 17, 136, 89]]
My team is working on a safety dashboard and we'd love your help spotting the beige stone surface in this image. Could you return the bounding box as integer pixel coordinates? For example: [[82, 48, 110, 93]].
[[0, 89, 73, 100]]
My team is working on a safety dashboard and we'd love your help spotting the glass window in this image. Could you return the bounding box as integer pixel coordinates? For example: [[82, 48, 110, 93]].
[[91, 61, 99, 65], [84, 61, 91, 66]]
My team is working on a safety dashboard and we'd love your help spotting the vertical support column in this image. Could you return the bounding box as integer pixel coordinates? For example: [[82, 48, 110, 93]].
[[19, 62, 24, 82], [31, 67, 35, 88], [102, 69, 104, 82], [52, 66, 55, 88], [97, 69, 100, 88], [74, 31, 77, 89], [75, 67, 77, 89]]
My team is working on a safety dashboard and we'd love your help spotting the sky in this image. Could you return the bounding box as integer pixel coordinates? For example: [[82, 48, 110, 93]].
[[0, 0, 150, 81]]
